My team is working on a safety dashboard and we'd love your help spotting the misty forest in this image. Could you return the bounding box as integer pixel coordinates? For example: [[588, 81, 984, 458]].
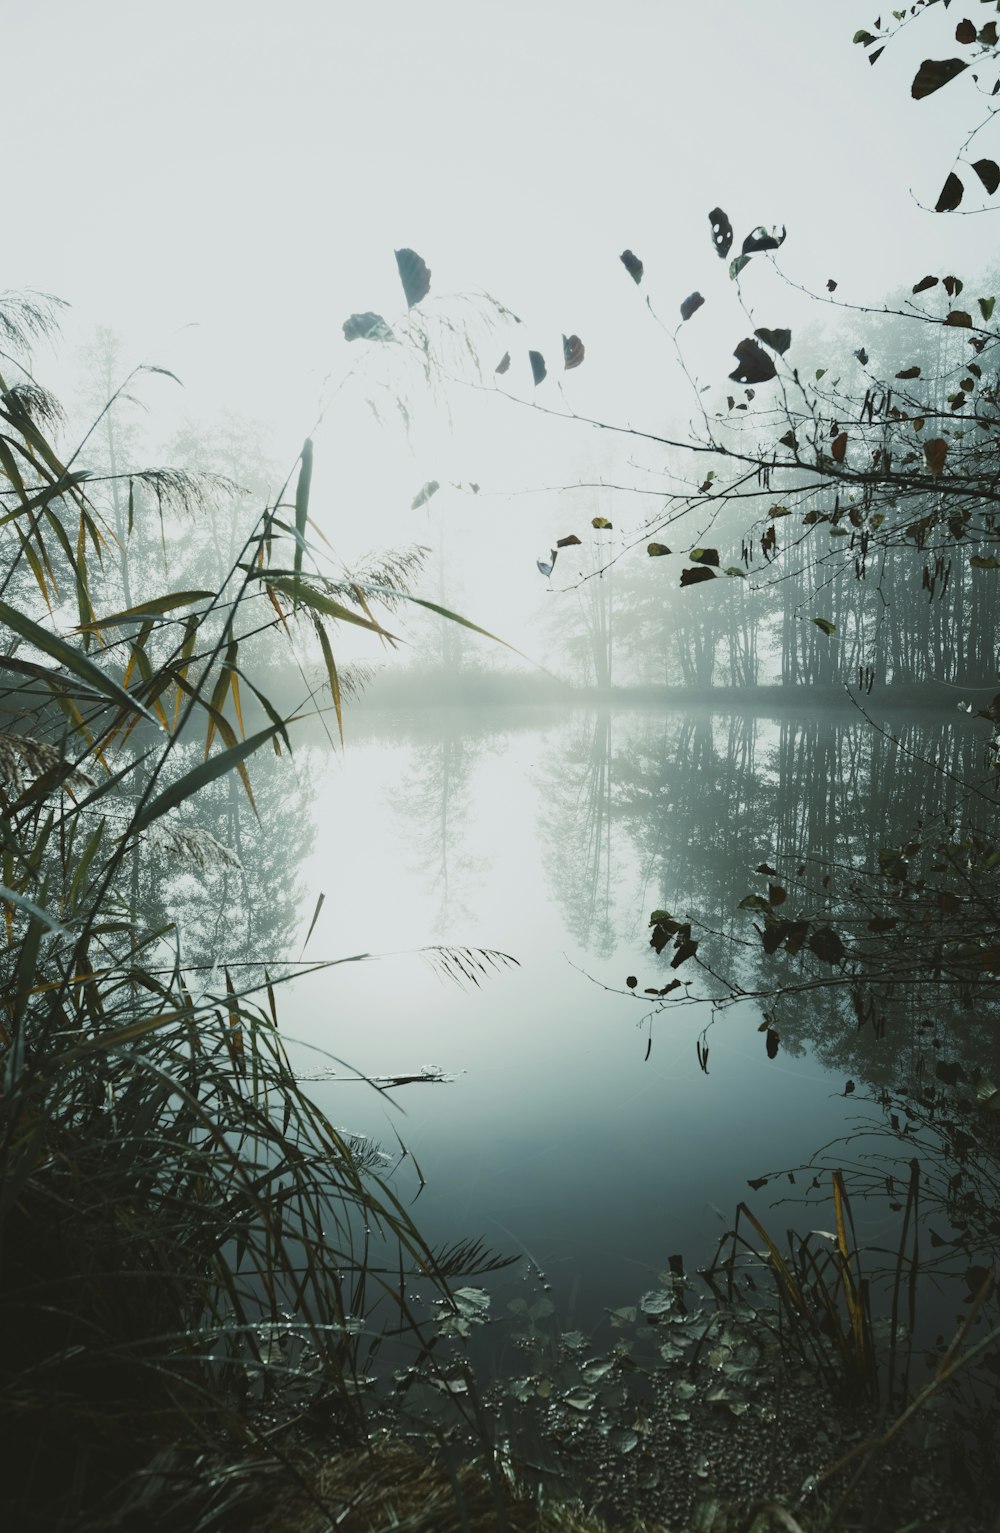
[[6, 4, 1000, 1531]]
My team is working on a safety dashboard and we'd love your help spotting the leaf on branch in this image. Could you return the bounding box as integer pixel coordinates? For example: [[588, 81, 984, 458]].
[[729, 338, 777, 385], [768, 505, 792, 517], [708, 207, 734, 258], [647, 542, 671, 556], [896, 365, 921, 379], [979, 296, 996, 321], [945, 309, 973, 326], [563, 334, 585, 369], [913, 275, 939, 294], [729, 254, 751, 281], [395, 247, 431, 307], [411, 480, 440, 509], [537, 549, 557, 577], [956, 18, 977, 45], [973, 159, 1000, 194], [754, 327, 792, 354], [741, 224, 786, 254], [826, 278, 838, 292], [971, 554, 1000, 569], [343, 311, 395, 342], [680, 291, 705, 321], [592, 516, 612, 529], [924, 438, 950, 474], [495, 352, 511, 375], [808, 926, 845, 964], [779, 429, 799, 451], [853, 30, 877, 45], [529, 350, 547, 385], [936, 173, 965, 212], [556, 534, 582, 547], [689, 547, 720, 566], [680, 565, 716, 587], [911, 58, 968, 100], [725, 566, 746, 577], [620, 249, 644, 284], [766, 1029, 780, 1060], [812, 617, 836, 635], [831, 432, 848, 463]]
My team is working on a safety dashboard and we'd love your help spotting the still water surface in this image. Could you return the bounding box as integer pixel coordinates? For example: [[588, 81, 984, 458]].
[[275, 704, 937, 1333]]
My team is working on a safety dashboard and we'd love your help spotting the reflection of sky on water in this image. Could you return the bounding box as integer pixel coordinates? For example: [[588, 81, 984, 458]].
[[278, 709, 878, 1328]]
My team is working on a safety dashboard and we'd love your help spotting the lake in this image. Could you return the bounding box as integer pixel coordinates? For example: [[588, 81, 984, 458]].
[[265, 700, 996, 1350]]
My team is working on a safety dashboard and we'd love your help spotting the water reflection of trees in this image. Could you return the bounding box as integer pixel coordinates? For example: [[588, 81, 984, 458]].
[[536, 711, 622, 957], [387, 715, 494, 934]]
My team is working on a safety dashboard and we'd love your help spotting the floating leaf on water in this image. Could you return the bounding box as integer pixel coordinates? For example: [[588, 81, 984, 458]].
[[609, 1427, 639, 1454], [583, 1357, 615, 1383], [659, 1340, 685, 1362], [562, 1388, 597, 1411], [674, 1381, 698, 1400], [609, 1306, 637, 1326], [562, 1330, 588, 1350], [640, 1289, 673, 1317], [453, 1286, 491, 1317]]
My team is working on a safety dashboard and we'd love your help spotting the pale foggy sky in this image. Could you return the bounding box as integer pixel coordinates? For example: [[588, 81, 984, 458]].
[[6, 0, 1000, 652]]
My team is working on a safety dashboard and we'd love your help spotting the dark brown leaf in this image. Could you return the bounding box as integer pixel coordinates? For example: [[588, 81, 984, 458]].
[[689, 547, 720, 565], [956, 18, 977, 44], [680, 565, 716, 587], [626, 975, 637, 989], [924, 438, 949, 474], [973, 158, 1000, 194], [708, 207, 733, 259], [935, 173, 965, 212], [911, 57, 968, 99], [529, 350, 547, 385], [620, 248, 644, 284], [826, 278, 838, 292], [563, 334, 585, 370], [808, 926, 846, 964], [945, 309, 973, 326], [913, 274, 939, 294], [729, 338, 777, 385], [394, 247, 431, 307], [754, 327, 792, 355], [831, 432, 848, 463], [765, 1029, 780, 1060], [680, 291, 705, 321], [495, 352, 511, 375], [896, 365, 922, 379], [556, 534, 582, 548]]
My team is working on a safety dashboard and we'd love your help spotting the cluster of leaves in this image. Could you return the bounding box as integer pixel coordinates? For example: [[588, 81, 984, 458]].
[[854, 3, 1000, 212]]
